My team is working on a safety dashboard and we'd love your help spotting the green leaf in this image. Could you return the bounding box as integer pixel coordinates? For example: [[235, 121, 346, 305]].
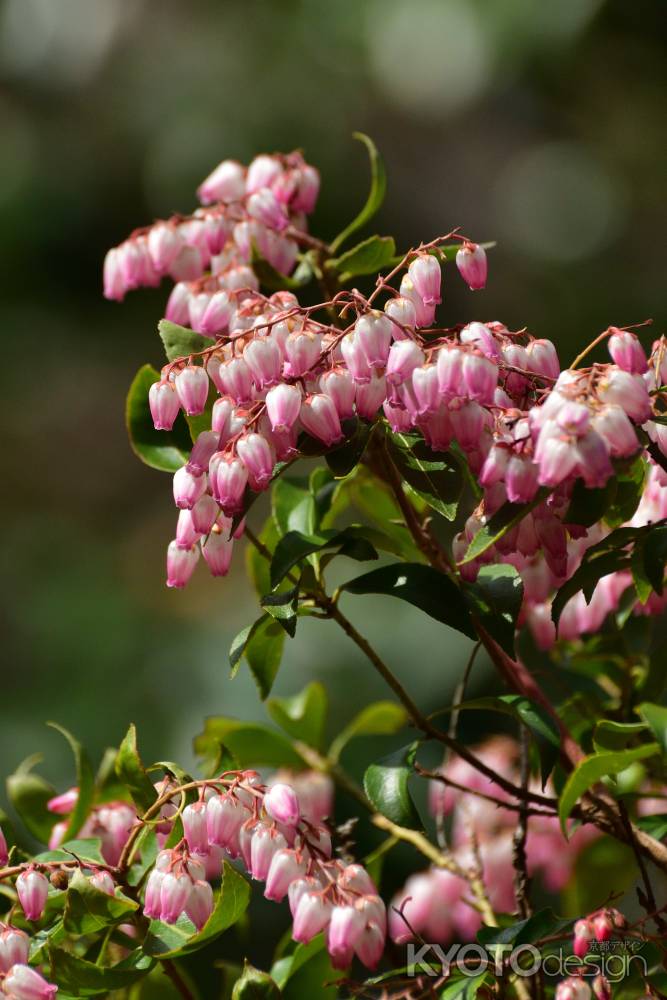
[[158, 319, 208, 363], [271, 934, 345, 999], [261, 586, 299, 639], [388, 432, 463, 521], [559, 744, 660, 831], [194, 718, 305, 770], [477, 908, 571, 948], [635, 812, 667, 840], [126, 364, 191, 473], [631, 537, 653, 604], [6, 754, 55, 843], [330, 132, 386, 253], [637, 702, 667, 754], [251, 247, 313, 292], [464, 564, 523, 656], [47, 723, 95, 841], [143, 861, 250, 958], [232, 962, 282, 1000], [364, 742, 420, 828], [267, 683, 328, 750], [270, 527, 378, 589], [328, 235, 396, 283], [325, 419, 372, 477], [247, 517, 280, 597], [115, 724, 157, 813], [230, 615, 286, 698], [340, 562, 476, 640], [565, 478, 618, 528], [460, 490, 550, 564], [593, 720, 648, 753], [272, 478, 317, 536], [35, 837, 106, 866], [604, 456, 647, 529], [63, 869, 138, 935], [439, 972, 488, 1000], [329, 701, 409, 763], [644, 524, 667, 595], [49, 947, 153, 997]]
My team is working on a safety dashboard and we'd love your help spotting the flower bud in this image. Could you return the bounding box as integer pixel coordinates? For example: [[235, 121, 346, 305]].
[[197, 159, 246, 204], [244, 337, 282, 388], [598, 370, 651, 424], [103, 247, 125, 301], [536, 433, 578, 488], [219, 357, 254, 404], [149, 381, 181, 431], [147, 222, 182, 274], [572, 918, 593, 958], [166, 539, 199, 588], [449, 400, 485, 451], [186, 431, 219, 476], [211, 395, 235, 436], [206, 794, 245, 853], [462, 352, 498, 404], [300, 394, 343, 446], [174, 366, 209, 416], [165, 282, 191, 325], [186, 879, 214, 930], [456, 243, 487, 290], [608, 329, 647, 374], [202, 529, 234, 577], [175, 509, 201, 549], [160, 872, 192, 924], [183, 802, 209, 856], [246, 154, 283, 194], [408, 253, 442, 306], [2, 964, 58, 999], [190, 494, 220, 535], [328, 904, 365, 969], [556, 977, 592, 1000], [355, 916, 386, 969], [340, 333, 372, 384], [170, 245, 205, 282], [506, 456, 539, 503], [247, 188, 289, 232], [592, 405, 638, 458], [264, 849, 307, 902], [293, 891, 333, 942], [0, 926, 29, 973], [399, 275, 436, 328], [526, 338, 560, 380], [575, 431, 614, 489], [437, 346, 464, 396], [264, 783, 300, 826], [459, 321, 501, 360], [384, 296, 417, 338], [354, 312, 393, 369], [412, 364, 440, 415], [16, 869, 49, 921], [592, 975, 611, 1000], [237, 433, 275, 491], [386, 340, 425, 387], [144, 868, 165, 919], [592, 910, 614, 942], [266, 383, 302, 433], [209, 454, 248, 512], [356, 375, 387, 421], [479, 445, 509, 487], [173, 467, 207, 510], [89, 870, 115, 895], [250, 825, 288, 881], [199, 291, 232, 336], [284, 330, 322, 378]]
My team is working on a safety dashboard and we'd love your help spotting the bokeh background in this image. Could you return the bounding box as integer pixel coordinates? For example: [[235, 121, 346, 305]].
[[1, 0, 665, 938]]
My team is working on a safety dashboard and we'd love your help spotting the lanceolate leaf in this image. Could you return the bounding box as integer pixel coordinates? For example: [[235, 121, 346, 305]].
[[126, 364, 191, 473], [329, 701, 409, 763], [328, 234, 396, 282], [388, 432, 463, 521], [638, 702, 667, 754], [330, 133, 387, 253], [49, 946, 153, 997], [270, 528, 378, 589], [230, 615, 286, 698], [464, 564, 524, 656], [364, 742, 421, 828], [7, 754, 56, 843], [158, 319, 209, 363], [115, 723, 157, 813], [47, 723, 95, 841], [194, 718, 305, 770], [63, 869, 138, 935], [261, 586, 300, 638], [267, 682, 328, 750], [558, 744, 660, 831], [460, 490, 550, 565]]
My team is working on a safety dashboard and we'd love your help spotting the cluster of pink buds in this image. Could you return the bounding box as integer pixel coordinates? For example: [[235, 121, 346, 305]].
[[0, 924, 57, 998], [103, 151, 319, 304], [47, 788, 136, 867], [142, 771, 386, 970], [572, 908, 625, 958], [390, 738, 598, 946]]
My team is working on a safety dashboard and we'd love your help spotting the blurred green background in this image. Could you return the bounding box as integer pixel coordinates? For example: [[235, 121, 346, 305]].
[[1, 0, 665, 794]]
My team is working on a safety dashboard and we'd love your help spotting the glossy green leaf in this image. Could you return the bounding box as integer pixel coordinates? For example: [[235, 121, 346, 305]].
[[261, 586, 299, 639], [439, 972, 488, 1000], [464, 563, 523, 656], [158, 319, 208, 363], [638, 702, 667, 754], [270, 527, 378, 589], [565, 478, 618, 528], [604, 456, 647, 529], [271, 934, 345, 999], [194, 718, 305, 770], [230, 615, 286, 698], [115, 723, 157, 813], [49, 947, 153, 997], [251, 247, 313, 292], [330, 132, 386, 253], [47, 723, 95, 841], [388, 432, 463, 521], [63, 869, 138, 934], [460, 490, 550, 564], [143, 861, 250, 958], [477, 908, 571, 948], [559, 743, 660, 831], [6, 754, 55, 843], [232, 962, 282, 1000], [643, 524, 667, 595], [593, 720, 648, 753], [267, 683, 328, 750], [272, 478, 317, 536], [329, 701, 409, 763], [126, 364, 191, 473], [635, 812, 667, 840], [341, 562, 476, 640], [35, 838, 106, 866], [328, 234, 396, 282], [325, 419, 372, 477], [364, 742, 420, 828]]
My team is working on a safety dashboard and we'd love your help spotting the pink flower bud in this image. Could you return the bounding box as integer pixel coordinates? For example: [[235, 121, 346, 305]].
[[592, 405, 638, 457], [449, 400, 485, 451], [190, 494, 220, 535], [144, 869, 165, 918], [186, 880, 214, 930], [244, 337, 282, 388], [288, 875, 320, 917], [408, 253, 442, 306], [166, 539, 199, 588], [437, 346, 464, 396], [173, 467, 207, 510], [182, 802, 209, 856], [384, 296, 418, 338], [165, 282, 191, 325], [0, 926, 29, 973], [264, 849, 307, 902], [2, 964, 58, 999], [246, 154, 283, 195], [176, 509, 201, 549], [149, 381, 181, 432], [526, 338, 560, 380], [47, 787, 79, 815], [219, 357, 254, 404], [537, 433, 578, 487], [354, 312, 393, 370], [209, 454, 248, 512], [459, 321, 501, 360], [293, 891, 333, 943], [160, 872, 192, 924], [598, 370, 651, 424], [90, 870, 115, 895], [247, 188, 289, 232], [412, 364, 441, 415], [284, 330, 322, 378], [386, 340, 425, 386], [186, 431, 219, 476], [147, 222, 182, 274], [462, 352, 498, 404], [211, 396, 235, 436], [266, 383, 302, 433], [480, 445, 509, 487], [169, 245, 205, 282], [340, 333, 372, 384], [291, 165, 320, 213], [456, 243, 488, 290], [202, 528, 234, 577], [0, 827, 7, 866], [202, 214, 230, 255], [250, 825, 288, 881], [608, 329, 647, 374], [264, 783, 300, 826], [592, 910, 614, 942], [300, 394, 344, 446], [573, 918, 593, 958], [356, 375, 387, 421], [16, 869, 49, 921], [328, 905, 365, 969], [556, 978, 592, 1000], [48, 822, 67, 851], [237, 433, 275, 491], [355, 920, 385, 970], [103, 247, 125, 301], [207, 794, 246, 854], [400, 275, 436, 328], [383, 400, 412, 432], [575, 431, 614, 489], [506, 456, 539, 503], [525, 603, 557, 650], [174, 365, 209, 416], [592, 975, 611, 1000], [199, 291, 232, 336], [197, 159, 246, 204]]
